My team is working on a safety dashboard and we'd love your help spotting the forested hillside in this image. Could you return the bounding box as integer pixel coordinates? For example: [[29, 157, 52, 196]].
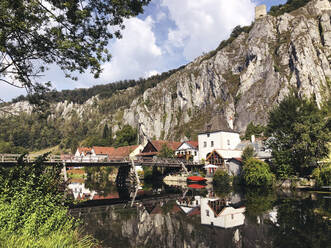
[[0, 0, 330, 154]]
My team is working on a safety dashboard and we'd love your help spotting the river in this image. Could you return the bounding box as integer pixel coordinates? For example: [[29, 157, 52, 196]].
[[67, 171, 331, 248]]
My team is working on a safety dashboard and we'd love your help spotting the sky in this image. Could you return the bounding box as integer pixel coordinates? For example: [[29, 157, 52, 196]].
[[1, 0, 287, 101]]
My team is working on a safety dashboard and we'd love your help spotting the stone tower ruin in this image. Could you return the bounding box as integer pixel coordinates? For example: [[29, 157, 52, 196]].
[[255, 5, 267, 20]]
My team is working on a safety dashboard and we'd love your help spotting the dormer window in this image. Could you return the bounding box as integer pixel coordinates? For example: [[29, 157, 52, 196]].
[[207, 133, 210, 137]]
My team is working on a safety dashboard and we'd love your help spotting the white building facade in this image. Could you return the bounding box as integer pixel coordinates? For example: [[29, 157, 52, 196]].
[[198, 130, 241, 162], [175, 141, 199, 163]]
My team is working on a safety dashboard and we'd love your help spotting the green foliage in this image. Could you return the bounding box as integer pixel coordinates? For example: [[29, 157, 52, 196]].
[[114, 125, 137, 147], [241, 145, 255, 163], [213, 169, 231, 190], [266, 95, 331, 177], [312, 164, 331, 187], [242, 158, 275, 187], [1, 0, 151, 94], [0, 155, 94, 247], [158, 144, 175, 158], [269, 0, 310, 16], [243, 122, 265, 140], [12, 66, 185, 105], [0, 229, 96, 248], [244, 188, 276, 220]]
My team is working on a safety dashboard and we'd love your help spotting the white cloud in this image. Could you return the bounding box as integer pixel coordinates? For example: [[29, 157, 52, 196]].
[[145, 70, 159, 78], [100, 16, 162, 82], [161, 0, 255, 61]]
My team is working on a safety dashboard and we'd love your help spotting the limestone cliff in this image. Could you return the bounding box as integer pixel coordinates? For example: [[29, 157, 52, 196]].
[[2, 0, 331, 141]]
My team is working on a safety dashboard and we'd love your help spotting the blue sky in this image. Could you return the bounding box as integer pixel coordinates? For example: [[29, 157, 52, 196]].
[[2, 0, 287, 101]]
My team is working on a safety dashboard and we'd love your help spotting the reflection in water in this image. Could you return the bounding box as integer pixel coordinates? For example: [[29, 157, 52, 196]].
[[67, 176, 331, 248]]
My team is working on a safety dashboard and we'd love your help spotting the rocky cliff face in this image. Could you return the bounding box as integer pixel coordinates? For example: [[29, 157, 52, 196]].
[[2, 0, 331, 141]]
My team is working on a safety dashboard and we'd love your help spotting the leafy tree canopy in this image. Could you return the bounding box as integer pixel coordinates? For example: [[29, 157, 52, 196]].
[[158, 144, 174, 158], [243, 122, 265, 140], [266, 95, 331, 177], [241, 145, 256, 163], [114, 124, 137, 147], [242, 158, 274, 187], [0, 0, 150, 97]]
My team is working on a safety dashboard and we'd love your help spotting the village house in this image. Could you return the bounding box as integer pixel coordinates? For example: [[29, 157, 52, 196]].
[[138, 140, 181, 158], [75, 144, 144, 161], [74, 147, 92, 157], [200, 197, 245, 229], [198, 128, 242, 164], [175, 141, 199, 162]]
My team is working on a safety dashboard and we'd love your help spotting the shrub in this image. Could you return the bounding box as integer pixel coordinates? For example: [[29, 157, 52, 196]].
[[312, 164, 331, 188], [242, 145, 255, 163], [242, 158, 275, 187]]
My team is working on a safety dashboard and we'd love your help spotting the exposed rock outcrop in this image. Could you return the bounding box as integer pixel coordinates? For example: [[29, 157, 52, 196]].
[[2, 0, 330, 141]]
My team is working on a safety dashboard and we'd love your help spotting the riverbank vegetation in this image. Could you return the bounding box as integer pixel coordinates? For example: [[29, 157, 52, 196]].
[[266, 95, 331, 179], [0, 155, 96, 247]]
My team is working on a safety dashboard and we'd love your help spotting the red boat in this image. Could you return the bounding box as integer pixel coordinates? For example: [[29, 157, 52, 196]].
[[187, 175, 207, 183], [188, 184, 206, 189]]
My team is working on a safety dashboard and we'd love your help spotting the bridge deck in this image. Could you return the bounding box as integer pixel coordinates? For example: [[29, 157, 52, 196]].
[[0, 154, 203, 168]]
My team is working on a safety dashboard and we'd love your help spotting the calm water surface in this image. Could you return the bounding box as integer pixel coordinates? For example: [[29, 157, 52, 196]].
[[67, 172, 331, 248]]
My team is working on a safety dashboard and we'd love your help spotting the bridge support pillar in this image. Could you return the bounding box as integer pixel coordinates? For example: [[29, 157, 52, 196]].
[[61, 163, 68, 182]]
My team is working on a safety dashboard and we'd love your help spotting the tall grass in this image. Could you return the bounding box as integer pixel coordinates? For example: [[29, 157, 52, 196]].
[[0, 229, 97, 248]]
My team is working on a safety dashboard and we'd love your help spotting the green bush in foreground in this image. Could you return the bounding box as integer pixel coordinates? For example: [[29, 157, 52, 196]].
[[312, 164, 331, 188], [242, 158, 275, 187], [0, 155, 96, 247]]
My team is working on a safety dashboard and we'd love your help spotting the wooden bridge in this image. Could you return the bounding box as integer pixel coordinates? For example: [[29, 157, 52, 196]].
[[0, 154, 201, 168], [0, 154, 203, 186]]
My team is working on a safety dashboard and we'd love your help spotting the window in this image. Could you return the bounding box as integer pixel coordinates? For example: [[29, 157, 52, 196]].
[[204, 141, 207, 148], [196, 200, 198, 205], [207, 133, 210, 137], [194, 151, 197, 156], [231, 214, 234, 219], [227, 139, 230, 146], [211, 141, 214, 147], [206, 210, 209, 216]]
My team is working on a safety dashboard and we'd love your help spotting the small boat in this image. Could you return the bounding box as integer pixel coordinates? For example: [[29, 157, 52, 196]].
[[188, 184, 206, 189], [187, 175, 207, 183]]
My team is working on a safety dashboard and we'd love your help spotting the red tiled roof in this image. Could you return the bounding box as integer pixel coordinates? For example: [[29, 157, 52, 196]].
[[188, 207, 201, 216], [109, 145, 138, 158], [137, 151, 158, 156], [185, 141, 198, 149], [92, 146, 116, 155], [92, 193, 119, 200], [77, 147, 92, 155], [93, 145, 139, 158], [150, 140, 181, 151]]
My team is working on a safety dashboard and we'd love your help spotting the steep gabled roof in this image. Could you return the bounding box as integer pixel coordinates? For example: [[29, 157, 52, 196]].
[[186, 141, 198, 149], [150, 140, 181, 151]]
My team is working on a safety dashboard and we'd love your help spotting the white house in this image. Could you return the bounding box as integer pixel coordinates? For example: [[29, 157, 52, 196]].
[[176, 196, 201, 214], [200, 197, 245, 229], [67, 182, 97, 200], [175, 141, 199, 163], [198, 129, 242, 162]]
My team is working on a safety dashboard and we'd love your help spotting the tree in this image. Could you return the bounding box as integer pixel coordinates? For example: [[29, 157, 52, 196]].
[[243, 122, 265, 140], [114, 125, 137, 147], [266, 95, 331, 177], [242, 158, 274, 187], [242, 145, 255, 163], [158, 144, 174, 158], [0, 0, 150, 97]]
